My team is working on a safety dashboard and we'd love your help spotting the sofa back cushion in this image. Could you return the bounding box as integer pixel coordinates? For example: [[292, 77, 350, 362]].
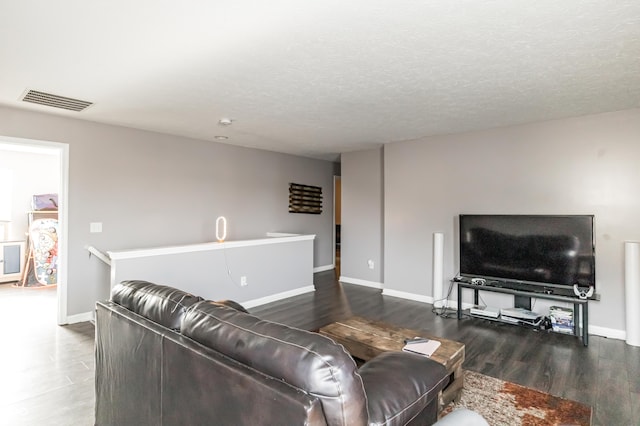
[[111, 280, 203, 330], [181, 301, 368, 426]]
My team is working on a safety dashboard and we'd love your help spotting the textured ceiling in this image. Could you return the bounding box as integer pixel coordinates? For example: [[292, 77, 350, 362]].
[[1, 1, 639, 161]]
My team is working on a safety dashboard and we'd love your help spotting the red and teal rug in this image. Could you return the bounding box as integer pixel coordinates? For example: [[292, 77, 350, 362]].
[[442, 370, 592, 426]]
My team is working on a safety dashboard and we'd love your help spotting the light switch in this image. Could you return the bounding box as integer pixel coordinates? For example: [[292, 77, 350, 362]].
[[90, 222, 103, 233]]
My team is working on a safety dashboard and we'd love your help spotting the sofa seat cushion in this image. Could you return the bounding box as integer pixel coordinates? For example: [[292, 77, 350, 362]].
[[111, 280, 203, 331], [182, 300, 368, 426], [359, 352, 449, 426]]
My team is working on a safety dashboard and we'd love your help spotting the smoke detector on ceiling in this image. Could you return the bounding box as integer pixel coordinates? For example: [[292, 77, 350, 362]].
[[218, 118, 233, 126], [20, 89, 93, 112]]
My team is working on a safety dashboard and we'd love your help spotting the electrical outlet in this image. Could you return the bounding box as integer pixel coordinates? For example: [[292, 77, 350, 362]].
[[367, 259, 374, 269], [240, 276, 248, 286]]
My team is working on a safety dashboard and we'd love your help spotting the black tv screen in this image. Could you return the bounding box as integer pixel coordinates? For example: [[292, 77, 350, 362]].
[[459, 215, 595, 288]]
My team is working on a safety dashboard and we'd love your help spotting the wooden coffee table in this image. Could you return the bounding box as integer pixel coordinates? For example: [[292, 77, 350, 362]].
[[318, 316, 465, 411]]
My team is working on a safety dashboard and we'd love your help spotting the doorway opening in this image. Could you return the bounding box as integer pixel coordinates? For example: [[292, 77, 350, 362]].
[[0, 136, 69, 324]]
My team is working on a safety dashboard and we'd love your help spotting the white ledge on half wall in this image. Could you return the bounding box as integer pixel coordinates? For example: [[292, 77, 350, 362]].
[[96, 232, 317, 312], [106, 233, 315, 260], [82, 233, 323, 324], [85, 245, 111, 266]]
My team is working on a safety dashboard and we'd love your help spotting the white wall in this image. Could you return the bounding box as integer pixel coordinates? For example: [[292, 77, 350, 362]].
[[0, 148, 59, 241], [344, 108, 640, 335], [0, 106, 336, 317], [340, 147, 384, 286]]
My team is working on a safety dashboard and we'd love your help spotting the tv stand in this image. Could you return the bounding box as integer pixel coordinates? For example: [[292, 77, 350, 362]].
[[455, 280, 597, 346]]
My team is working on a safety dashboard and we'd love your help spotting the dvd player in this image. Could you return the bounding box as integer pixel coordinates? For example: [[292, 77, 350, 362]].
[[500, 307, 540, 321], [470, 305, 500, 318]]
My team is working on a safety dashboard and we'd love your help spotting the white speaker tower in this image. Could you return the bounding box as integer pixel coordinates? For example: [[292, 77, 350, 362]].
[[625, 241, 640, 347], [433, 233, 445, 308]]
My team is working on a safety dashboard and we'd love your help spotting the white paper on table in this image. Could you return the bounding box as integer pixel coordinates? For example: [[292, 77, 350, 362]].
[[401, 340, 441, 357]]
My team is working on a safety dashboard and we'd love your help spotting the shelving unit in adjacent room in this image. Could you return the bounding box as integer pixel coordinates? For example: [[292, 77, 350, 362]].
[[0, 240, 26, 283]]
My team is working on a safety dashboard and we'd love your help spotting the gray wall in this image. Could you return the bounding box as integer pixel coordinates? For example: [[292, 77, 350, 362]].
[[345, 108, 640, 334], [0, 106, 335, 316], [113, 239, 313, 306], [341, 147, 384, 284]]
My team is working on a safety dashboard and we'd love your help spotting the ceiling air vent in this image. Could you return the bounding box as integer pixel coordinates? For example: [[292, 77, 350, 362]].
[[21, 89, 93, 112]]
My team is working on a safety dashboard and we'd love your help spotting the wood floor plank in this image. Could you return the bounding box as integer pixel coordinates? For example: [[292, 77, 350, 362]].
[[1, 273, 633, 426]]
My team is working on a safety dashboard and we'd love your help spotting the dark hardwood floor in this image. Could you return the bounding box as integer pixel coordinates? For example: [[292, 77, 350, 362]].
[[0, 283, 94, 426], [1, 272, 638, 425], [252, 272, 639, 426]]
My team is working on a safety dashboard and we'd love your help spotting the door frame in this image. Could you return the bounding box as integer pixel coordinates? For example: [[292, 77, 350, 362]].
[[0, 135, 69, 325]]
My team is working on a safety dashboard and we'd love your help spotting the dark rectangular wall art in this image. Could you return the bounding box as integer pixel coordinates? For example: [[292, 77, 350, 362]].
[[289, 183, 322, 214]]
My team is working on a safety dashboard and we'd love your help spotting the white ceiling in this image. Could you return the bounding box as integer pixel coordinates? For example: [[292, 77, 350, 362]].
[[1, 1, 639, 161]]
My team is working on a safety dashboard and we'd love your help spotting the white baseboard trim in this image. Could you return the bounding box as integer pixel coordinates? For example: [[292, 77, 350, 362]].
[[588, 325, 625, 340], [380, 288, 464, 308], [458, 301, 477, 310], [242, 285, 315, 309], [313, 264, 334, 273], [64, 311, 95, 325], [379, 289, 484, 311], [382, 288, 433, 304], [339, 276, 383, 289]]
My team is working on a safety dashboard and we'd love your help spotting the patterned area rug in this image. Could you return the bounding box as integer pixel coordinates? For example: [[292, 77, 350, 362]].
[[442, 370, 592, 426]]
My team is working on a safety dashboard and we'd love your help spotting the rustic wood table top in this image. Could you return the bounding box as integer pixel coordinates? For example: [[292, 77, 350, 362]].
[[319, 316, 465, 371]]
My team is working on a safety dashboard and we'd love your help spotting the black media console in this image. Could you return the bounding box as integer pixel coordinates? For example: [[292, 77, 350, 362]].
[[455, 280, 598, 346]]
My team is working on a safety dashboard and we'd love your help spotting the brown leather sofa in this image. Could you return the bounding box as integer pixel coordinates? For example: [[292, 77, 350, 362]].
[[95, 280, 450, 425]]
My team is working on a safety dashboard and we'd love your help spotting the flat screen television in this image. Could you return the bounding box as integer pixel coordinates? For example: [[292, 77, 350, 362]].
[[459, 215, 595, 289]]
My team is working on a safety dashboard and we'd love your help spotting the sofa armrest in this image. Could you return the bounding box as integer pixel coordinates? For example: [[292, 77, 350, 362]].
[[358, 352, 449, 426]]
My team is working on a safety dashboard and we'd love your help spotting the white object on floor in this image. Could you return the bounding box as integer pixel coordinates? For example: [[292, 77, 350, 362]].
[[469, 305, 500, 318], [499, 307, 540, 321], [435, 408, 490, 426], [432, 232, 444, 308]]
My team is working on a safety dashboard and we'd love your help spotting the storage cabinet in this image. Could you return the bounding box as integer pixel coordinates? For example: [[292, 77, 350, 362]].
[[0, 241, 26, 283]]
